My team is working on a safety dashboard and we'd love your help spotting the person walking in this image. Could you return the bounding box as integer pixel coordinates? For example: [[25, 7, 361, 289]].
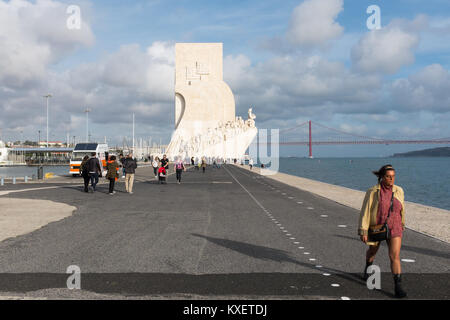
[[195, 157, 199, 170], [160, 154, 169, 175], [249, 158, 254, 170], [191, 157, 195, 166], [158, 164, 167, 184], [79, 155, 90, 193], [87, 152, 102, 192], [119, 153, 126, 178], [216, 158, 221, 169], [152, 156, 159, 180], [201, 158, 207, 173], [106, 155, 119, 195], [174, 157, 186, 184], [358, 164, 407, 298], [123, 153, 137, 194]]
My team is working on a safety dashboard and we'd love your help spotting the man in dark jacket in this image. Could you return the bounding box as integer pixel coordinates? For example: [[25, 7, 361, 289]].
[[160, 154, 169, 173], [123, 153, 137, 194], [88, 152, 102, 192], [79, 155, 90, 192]]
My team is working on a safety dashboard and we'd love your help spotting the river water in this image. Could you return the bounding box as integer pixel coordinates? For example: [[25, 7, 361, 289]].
[[277, 157, 450, 210], [0, 166, 69, 179]]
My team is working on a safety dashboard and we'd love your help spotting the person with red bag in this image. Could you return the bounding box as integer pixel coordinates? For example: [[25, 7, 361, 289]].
[[158, 165, 167, 184]]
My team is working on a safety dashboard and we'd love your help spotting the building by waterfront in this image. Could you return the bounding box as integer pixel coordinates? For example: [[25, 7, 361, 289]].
[[38, 141, 65, 147], [0, 140, 10, 165]]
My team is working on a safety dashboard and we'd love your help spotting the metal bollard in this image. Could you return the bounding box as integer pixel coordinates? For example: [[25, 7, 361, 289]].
[[13, 177, 16, 184], [38, 166, 44, 180]]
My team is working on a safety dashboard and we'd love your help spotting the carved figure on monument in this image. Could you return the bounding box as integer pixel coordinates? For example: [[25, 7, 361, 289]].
[[247, 108, 256, 128]]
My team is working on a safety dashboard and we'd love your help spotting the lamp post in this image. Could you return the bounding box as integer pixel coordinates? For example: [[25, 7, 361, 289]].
[[85, 108, 91, 143], [43, 94, 52, 148], [132, 113, 135, 155]]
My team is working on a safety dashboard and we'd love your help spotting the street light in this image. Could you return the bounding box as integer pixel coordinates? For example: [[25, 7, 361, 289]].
[[43, 94, 52, 148], [85, 108, 91, 143], [132, 113, 135, 155]]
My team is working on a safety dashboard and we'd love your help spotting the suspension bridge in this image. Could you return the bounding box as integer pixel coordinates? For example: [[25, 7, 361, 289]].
[[262, 121, 450, 158]]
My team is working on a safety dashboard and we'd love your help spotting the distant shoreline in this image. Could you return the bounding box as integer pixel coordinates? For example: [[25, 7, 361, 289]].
[[392, 147, 450, 157]]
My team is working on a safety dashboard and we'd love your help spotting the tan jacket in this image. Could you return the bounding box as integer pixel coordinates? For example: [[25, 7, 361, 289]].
[[358, 184, 405, 245]]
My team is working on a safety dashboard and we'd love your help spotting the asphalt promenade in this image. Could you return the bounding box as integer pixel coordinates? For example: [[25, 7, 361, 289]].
[[0, 164, 448, 300]]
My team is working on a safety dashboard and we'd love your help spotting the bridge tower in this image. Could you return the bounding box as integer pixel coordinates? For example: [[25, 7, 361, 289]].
[[309, 121, 313, 158]]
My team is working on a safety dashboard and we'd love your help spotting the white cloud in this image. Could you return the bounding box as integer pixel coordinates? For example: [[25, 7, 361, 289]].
[[286, 0, 344, 49], [224, 53, 382, 123], [350, 15, 433, 75], [0, 0, 94, 88], [60, 42, 175, 125], [0, 26, 175, 141], [351, 27, 419, 74], [390, 64, 450, 113]]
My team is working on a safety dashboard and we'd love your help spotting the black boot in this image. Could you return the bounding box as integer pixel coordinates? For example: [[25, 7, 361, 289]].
[[363, 261, 373, 281], [393, 274, 407, 298]]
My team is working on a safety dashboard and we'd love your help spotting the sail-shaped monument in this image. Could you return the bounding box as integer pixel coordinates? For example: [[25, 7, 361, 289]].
[[166, 43, 257, 161]]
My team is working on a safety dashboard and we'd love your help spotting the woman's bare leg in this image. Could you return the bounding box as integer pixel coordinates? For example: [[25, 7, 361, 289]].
[[387, 237, 402, 274]]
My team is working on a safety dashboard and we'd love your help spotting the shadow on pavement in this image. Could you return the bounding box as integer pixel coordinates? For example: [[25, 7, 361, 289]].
[[191, 233, 395, 299], [334, 234, 450, 260]]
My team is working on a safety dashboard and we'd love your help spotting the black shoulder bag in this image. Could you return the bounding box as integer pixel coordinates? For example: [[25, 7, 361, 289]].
[[368, 192, 394, 242]]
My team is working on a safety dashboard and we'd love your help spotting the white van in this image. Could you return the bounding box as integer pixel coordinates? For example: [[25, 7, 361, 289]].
[[70, 143, 109, 176]]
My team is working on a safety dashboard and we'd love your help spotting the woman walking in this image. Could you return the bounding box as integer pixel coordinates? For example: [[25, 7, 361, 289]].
[[152, 156, 159, 180], [358, 164, 407, 298], [174, 157, 186, 184], [106, 155, 119, 195], [201, 158, 207, 173]]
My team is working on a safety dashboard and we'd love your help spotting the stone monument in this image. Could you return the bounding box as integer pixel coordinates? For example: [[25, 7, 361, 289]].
[[166, 43, 257, 161]]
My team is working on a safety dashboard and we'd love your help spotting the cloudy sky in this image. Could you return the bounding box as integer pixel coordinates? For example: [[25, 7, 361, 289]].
[[1, 0, 450, 157]]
